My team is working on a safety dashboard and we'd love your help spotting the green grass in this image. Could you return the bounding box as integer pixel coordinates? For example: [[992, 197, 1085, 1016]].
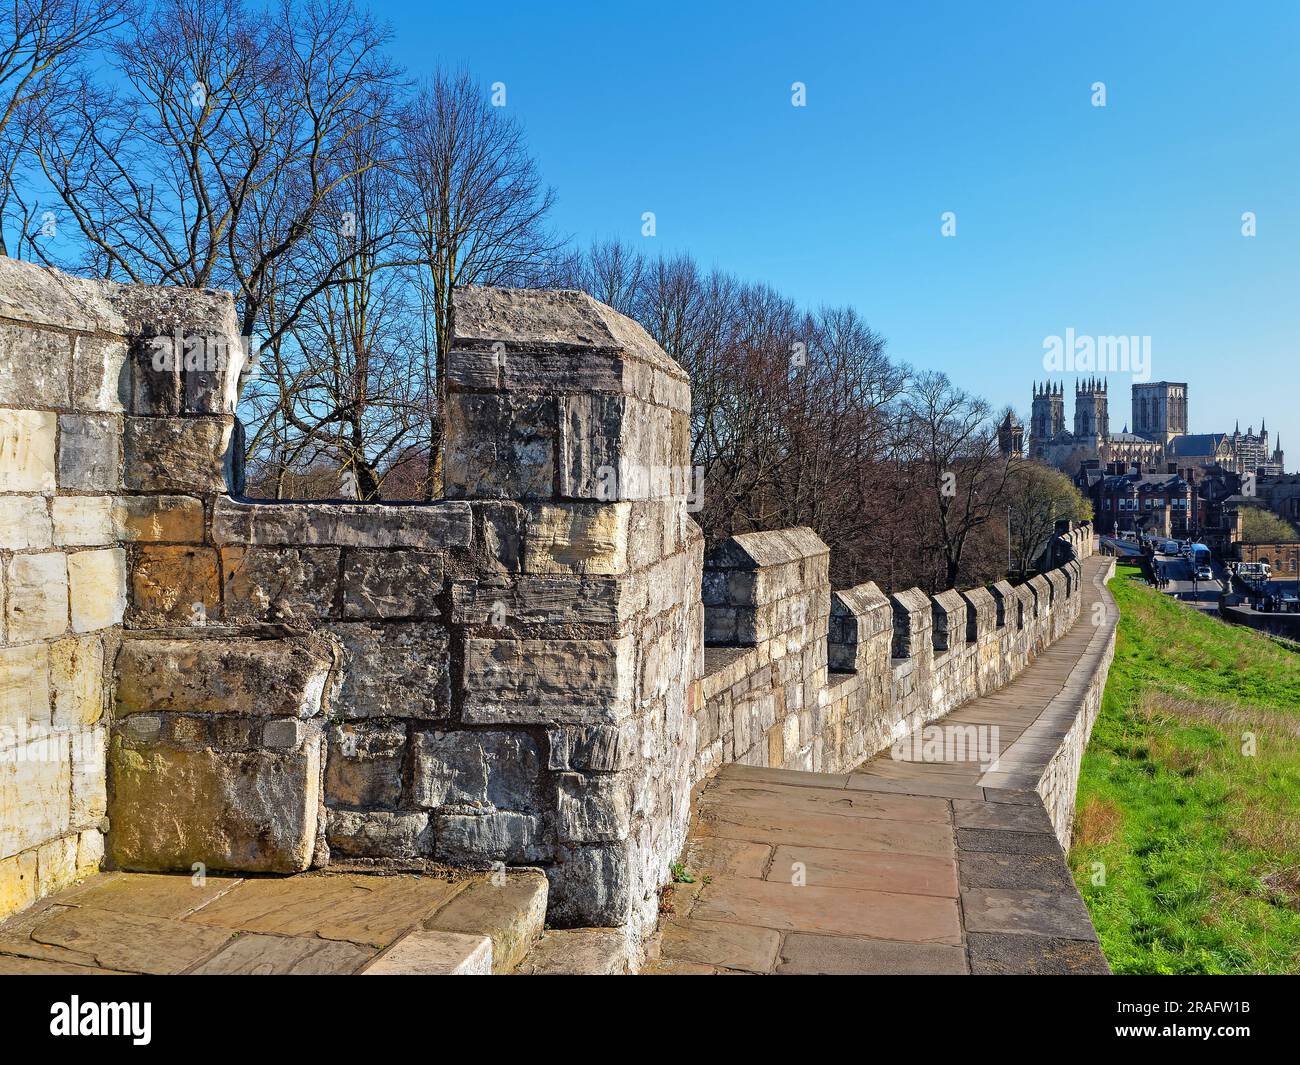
[[1069, 562, 1300, 974]]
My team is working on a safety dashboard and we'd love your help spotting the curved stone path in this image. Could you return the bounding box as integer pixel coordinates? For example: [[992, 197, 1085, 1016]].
[[647, 555, 1116, 975]]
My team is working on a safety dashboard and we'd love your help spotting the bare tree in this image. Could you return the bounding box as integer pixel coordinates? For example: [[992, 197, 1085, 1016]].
[[900, 371, 1014, 590], [403, 69, 558, 495], [0, 0, 132, 256], [32, 0, 399, 343]]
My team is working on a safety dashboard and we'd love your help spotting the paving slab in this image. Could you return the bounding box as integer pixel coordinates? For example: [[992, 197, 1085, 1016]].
[[704, 778, 951, 824], [0, 954, 134, 975], [683, 837, 772, 880], [363, 930, 492, 975], [776, 933, 968, 975], [967, 932, 1109, 975], [692, 878, 962, 944], [185, 873, 466, 947], [952, 799, 1055, 833], [189, 934, 374, 974], [697, 803, 954, 858], [659, 917, 780, 973], [57, 871, 243, 920], [423, 872, 547, 973], [958, 851, 1077, 893], [514, 928, 630, 975], [768, 844, 957, 897], [961, 888, 1098, 940], [20, 906, 234, 974]]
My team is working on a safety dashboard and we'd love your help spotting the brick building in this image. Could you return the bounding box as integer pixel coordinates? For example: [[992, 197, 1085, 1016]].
[[1076, 461, 1195, 539]]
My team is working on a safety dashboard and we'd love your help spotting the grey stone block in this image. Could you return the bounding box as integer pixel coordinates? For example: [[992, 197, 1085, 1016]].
[[411, 730, 541, 811], [342, 549, 444, 619], [326, 723, 406, 807]]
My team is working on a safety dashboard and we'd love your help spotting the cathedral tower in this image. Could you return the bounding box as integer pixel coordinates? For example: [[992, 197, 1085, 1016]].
[[1074, 376, 1109, 442], [1030, 381, 1065, 442], [1132, 381, 1188, 446]]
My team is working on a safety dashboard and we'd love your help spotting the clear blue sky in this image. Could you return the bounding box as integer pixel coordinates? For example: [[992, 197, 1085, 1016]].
[[372, 0, 1299, 461]]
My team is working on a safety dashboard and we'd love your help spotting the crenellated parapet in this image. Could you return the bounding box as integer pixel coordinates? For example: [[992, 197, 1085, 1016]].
[[695, 518, 1093, 780]]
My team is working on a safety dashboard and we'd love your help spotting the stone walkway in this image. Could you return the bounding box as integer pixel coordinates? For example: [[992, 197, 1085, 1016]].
[[647, 556, 1115, 975], [0, 868, 548, 975]]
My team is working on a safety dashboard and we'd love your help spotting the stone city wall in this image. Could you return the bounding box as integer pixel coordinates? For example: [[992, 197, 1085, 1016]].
[[693, 520, 1091, 783], [0, 256, 1096, 948], [0, 257, 148, 917]]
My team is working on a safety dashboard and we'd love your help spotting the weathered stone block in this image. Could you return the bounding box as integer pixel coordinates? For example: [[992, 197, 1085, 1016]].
[[49, 635, 105, 729], [449, 287, 690, 410], [0, 409, 56, 493], [342, 549, 444, 619], [411, 730, 541, 811], [890, 587, 933, 659], [444, 392, 556, 500], [326, 809, 430, 859], [67, 548, 126, 632], [326, 723, 405, 807], [450, 576, 621, 627], [545, 843, 632, 927], [112, 495, 205, 542], [70, 727, 107, 825], [124, 416, 231, 493], [0, 735, 71, 859], [5, 552, 67, 640], [0, 323, 72, 407], [211, 497, 472, 549], [0, 643, 51, 729], [461, 637, 634, 725], [116, 636, 334, 717], [221, 545, 340, 622], [51, 496, 114, 546], [555, 773, 631, 843], [36, 834, 79, 898], [0, 848, 38, 920], [523, 502, 629, 575], [326, 622, 449, 720], [130, 545, 221, 624], [108, 723, 322, 873], [546, 724, 635, 773], [0, 495, 52, 549], [57, 414, 119, 491], [931, 589, 967, 653], [71, 335, 127, 412], [473, 500, 524, 573], [433, 810, 549, 864]]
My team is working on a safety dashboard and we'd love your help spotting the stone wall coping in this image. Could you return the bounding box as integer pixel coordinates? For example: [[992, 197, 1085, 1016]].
[[931, 588, 967, 613], [700, 645, 760, 701], [889, 586, 933, 616], [831, 581, 891, 636], [451, 287, 688, 383], [0, 256, 237, 340], [705, 526, 829, 570]]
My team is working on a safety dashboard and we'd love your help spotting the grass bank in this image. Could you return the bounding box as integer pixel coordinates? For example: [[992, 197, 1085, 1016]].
[[1069, 562, 1300, 974]]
